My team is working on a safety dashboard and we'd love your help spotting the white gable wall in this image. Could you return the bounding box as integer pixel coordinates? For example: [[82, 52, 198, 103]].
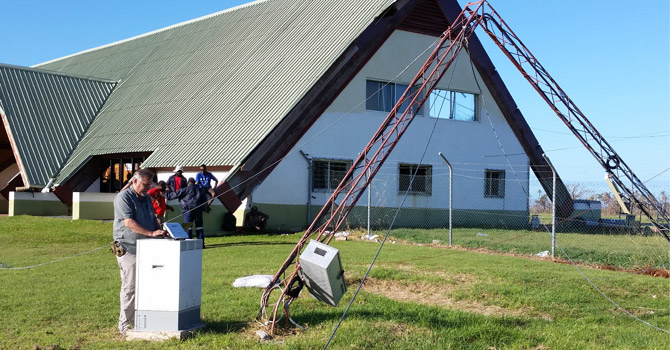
[[253, 30, 529, 230]]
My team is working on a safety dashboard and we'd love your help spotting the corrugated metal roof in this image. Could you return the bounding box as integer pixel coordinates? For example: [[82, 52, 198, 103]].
[[0, 64, 116, 187], [36, 0, 396, 184]]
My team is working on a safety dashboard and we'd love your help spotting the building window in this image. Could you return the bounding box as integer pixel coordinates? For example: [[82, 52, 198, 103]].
[[100, 156, 146, 193], [429, 88, 476, 121], [312, 159, 352, 191], [398, 164, 432, 195], [366, 79, 419, 114], [485, 170, 505, 197]]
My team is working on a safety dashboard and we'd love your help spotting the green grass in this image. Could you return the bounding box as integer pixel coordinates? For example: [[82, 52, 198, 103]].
[[0, 216, 668, 349], [385, 227, 669, 269]]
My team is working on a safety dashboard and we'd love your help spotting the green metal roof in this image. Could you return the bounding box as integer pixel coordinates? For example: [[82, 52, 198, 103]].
[[37, 0, 396, 184], [0, 64, 116, 187]]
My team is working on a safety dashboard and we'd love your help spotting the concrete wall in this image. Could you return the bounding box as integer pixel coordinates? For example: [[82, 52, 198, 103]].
[[252, 30, 530, 230], [254, 203, 528, 231], [72, 192, 117, 220], [9, 191, 68, 216]]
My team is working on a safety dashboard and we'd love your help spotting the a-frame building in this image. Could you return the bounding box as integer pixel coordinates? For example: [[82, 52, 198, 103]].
[[0, 0, 571, 228]]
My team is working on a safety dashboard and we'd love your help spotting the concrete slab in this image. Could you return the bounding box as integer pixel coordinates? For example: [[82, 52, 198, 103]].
[[125, 323, 205, 341]]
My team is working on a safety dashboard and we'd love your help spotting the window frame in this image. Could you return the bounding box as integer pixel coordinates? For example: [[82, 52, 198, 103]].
[[366, 79, 420, 115], [484, 169, 505, 198], [311, 158, 353, 192], [428, 88, 478, 121], [398, 163, 432, 196]]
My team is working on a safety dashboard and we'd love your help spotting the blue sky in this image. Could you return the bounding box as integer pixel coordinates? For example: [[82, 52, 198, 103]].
[[1, 0, 668, 188]]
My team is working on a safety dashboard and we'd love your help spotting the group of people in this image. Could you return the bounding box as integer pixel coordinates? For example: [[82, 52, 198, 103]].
[[163, 164, 218, 245]]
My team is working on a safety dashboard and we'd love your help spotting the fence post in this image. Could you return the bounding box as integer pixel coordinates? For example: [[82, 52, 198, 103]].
[[542, 153, 556, 258], [367, 169, 371, 237], [438, 152, 453, 246]]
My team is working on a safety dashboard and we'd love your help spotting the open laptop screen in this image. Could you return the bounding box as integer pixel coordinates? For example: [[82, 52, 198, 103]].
[[164, 222, 190, 240]]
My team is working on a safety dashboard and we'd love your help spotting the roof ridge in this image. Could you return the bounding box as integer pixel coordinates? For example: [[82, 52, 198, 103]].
[[0, 62, 118, 84], [33, 0, 271, 69]]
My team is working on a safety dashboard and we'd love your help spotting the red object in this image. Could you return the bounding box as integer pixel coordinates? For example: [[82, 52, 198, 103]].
[[147, 187, 166, 215]]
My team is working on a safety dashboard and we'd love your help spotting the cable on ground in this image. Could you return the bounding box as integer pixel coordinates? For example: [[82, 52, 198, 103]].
[[0, 244, 109, 270]]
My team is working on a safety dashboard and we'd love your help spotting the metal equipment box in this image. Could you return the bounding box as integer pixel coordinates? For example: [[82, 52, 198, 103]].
[[299, 239, 346, 306], [134, 239, 202, 331]]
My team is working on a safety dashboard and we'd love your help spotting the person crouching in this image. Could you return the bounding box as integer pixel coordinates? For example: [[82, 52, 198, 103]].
[[166, 177, 207, 248]]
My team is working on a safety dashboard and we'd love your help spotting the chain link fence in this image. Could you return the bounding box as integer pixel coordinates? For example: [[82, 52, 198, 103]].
[[335, 167, 669, 268], [341, 170, 669, 233]]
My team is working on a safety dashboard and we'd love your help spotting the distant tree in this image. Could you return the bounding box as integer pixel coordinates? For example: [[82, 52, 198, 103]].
[[567, 183, 592, 200], [658, 191, 669, 217], [531, 189, 551, 213]]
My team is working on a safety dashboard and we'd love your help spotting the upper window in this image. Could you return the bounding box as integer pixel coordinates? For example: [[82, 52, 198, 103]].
[[485, 169, 505, 197], [429, 88, 477, 121], [398, 164, 432, 195], [366, 80, 419, 114], [312, 159, 352, 192]]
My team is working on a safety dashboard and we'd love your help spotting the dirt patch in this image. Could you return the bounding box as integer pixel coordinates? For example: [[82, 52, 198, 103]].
[[637, 267, 670, 278], [243, 321, 303, 345], [529, 345, 548, 350], [391, 263, 477, 283], [361, 277, 552, 321]]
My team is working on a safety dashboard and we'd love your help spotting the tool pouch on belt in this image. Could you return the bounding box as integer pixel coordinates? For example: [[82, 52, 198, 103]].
[[110, 241, 126, 257]]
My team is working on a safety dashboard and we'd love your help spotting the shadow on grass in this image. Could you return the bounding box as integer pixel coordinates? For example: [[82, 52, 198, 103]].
[[293, 307, 529, 330], [202, 318, 248, 334]]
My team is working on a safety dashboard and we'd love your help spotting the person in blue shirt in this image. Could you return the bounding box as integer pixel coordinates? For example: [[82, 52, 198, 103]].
[[195, 164, 218, 209], [166, 177, 207, 247]]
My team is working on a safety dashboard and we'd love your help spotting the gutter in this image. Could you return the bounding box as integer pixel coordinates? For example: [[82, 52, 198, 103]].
[[299, 150, 313, 227]]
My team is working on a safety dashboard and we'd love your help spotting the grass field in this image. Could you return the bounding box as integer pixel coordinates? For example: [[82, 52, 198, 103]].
[[385, 227, 669, 270], [0, 216, 668, 349]]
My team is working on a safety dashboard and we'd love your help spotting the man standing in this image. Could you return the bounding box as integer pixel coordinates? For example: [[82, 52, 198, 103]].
[[112, 169, 166, 334], [167, 166, 187, 193], [195, 164, 218, 207]]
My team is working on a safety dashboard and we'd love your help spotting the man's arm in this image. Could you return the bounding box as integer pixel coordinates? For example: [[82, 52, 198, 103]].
[[211, 173, 218, 188], [124, 218, 165, 237], [165, 187, 185, 201]]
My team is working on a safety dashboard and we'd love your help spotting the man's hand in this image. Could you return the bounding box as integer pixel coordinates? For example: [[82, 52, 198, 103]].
[[151, 229, 167, 237], [124, 218, 167, 237]]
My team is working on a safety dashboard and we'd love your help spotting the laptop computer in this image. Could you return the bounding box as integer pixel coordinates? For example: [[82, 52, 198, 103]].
[[163, 222, 190, 240]]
